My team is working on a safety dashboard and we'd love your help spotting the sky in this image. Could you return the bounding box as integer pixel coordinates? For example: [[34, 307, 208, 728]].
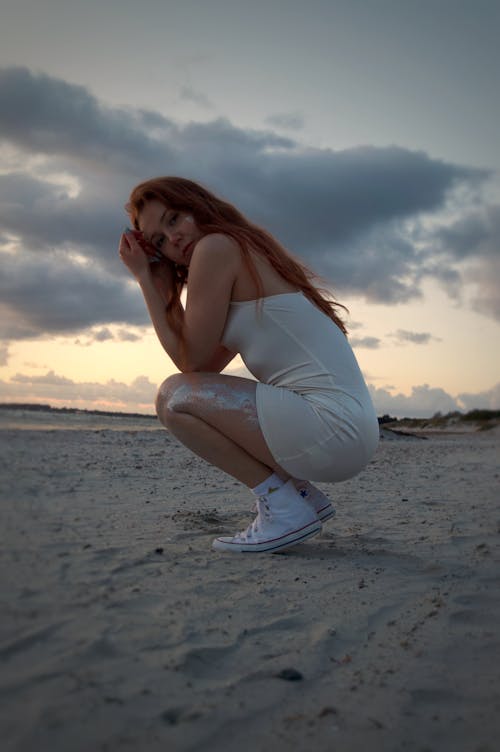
[[0, 0, 499, 418]]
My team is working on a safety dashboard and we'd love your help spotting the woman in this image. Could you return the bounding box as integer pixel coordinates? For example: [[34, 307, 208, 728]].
[[119, 177, 379, 554]]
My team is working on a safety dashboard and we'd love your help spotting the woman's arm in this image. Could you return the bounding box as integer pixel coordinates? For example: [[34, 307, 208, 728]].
[[180, 234, 240, 370], [119, 232, 239, 372], [119, 232, 186, 366], [197, 345, 237, 373]]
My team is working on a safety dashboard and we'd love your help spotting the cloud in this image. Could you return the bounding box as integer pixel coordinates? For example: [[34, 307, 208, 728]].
[[74, 327, 143, 346], [0, 66, 176, 172], [13, 370, 74, 386], [0, 370, 158, 412], [370, 381, 500, 417], [458, 382, 500, 412], [369, 383, 461, 418], [179, 85, 213, 109], [3, 367, 498, 418], [432, 201, 500, 262], [265, 111, 305, 131], [467, 254, 500, 321], [0, 171, 121, 255], [92, 328, 114, 342], [0, 65, 498, 347], [412, 199, 500, 320], [116, 328, 142, 342], [0, 251, 148, 340], [350, 336, 381, 349], [391, 330, 438, 345]]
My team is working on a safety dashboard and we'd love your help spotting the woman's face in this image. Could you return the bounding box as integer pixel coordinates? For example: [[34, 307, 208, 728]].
[[139, 199, 202, 267]]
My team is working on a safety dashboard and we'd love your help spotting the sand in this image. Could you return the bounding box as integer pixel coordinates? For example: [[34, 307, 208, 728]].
[[1, 425, 499, 752]]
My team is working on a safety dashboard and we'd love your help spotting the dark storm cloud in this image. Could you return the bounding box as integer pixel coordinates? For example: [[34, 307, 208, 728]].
[[427, 202, 500, 320], [0, 251, 149, 340], [0, 172, 120, 254], [0, 66, 497, 342], [0, 66, 176, 171]]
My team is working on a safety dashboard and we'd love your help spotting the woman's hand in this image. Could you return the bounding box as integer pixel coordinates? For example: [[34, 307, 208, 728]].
[[118, 231, 151, 281]]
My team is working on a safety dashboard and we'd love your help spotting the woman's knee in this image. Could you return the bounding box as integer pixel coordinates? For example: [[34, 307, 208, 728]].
[[155, 373, 195, 425]]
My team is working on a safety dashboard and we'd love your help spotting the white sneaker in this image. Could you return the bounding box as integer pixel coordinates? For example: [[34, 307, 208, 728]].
[[296, 481, 336, 522], [212, 479, 322, 553]]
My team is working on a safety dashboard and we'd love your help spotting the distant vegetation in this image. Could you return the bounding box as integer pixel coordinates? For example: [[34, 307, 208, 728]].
[[1, 403, 499, 430], [379, 409, 500, 431], [0, 403, 157, 420]]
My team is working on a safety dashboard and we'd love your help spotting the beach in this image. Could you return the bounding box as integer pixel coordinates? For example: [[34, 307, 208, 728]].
[[1, 416, 499, 752]]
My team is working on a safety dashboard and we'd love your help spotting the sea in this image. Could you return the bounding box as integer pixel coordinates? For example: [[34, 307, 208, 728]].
[[0, 406, 162, 432]]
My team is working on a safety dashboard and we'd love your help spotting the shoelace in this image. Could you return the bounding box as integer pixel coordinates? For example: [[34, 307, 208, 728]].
[[239, 497, 273, 541]]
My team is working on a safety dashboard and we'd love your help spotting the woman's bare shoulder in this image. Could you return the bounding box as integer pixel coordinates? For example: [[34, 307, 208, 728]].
[[195, 233, 240, 256], [190, 234, 242, 281]]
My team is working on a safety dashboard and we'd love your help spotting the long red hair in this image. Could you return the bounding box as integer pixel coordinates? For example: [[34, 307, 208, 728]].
[[126, 176, 348, 336]]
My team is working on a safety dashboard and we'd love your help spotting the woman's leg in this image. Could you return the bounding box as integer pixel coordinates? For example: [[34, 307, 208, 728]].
[[157, 372, 327, 553], [155, 371, 290, 487]]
